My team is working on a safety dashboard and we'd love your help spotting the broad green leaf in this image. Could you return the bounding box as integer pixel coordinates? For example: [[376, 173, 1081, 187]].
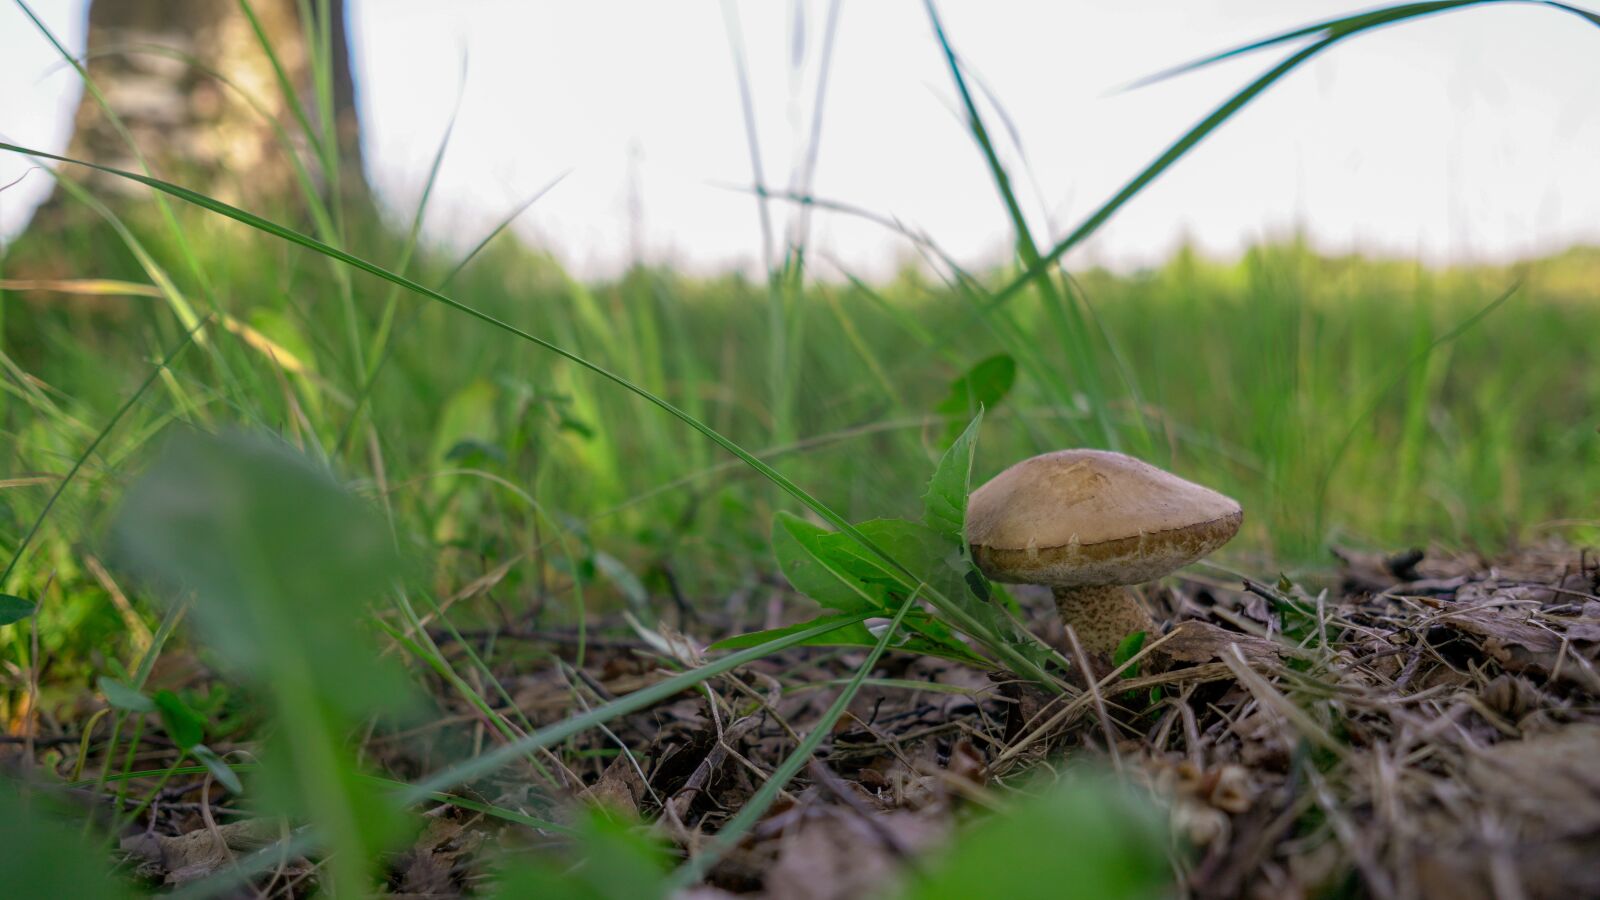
[[97, 676, 154, 713], [935, 355, 1014, 445], [924, 410, 983, 541], [191, 745, 243, 794], [773, 513, 892, 615], [784, 518, 990, 663], [111, 428, 418, 719], [152, 690, 205, 751], [253, 728, 412, 870], [898, 774, 1170, 900], [111, 428, 422, 894], [0, 594, 35, 625]]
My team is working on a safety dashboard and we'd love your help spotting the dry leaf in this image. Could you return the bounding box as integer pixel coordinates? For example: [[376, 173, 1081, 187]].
[[1160, 621, 1280, 667], [582, 753, 647, 818], [1441, 605, 1600, 691], [121, 819, 282, 886], [765, 809, 942, 900]]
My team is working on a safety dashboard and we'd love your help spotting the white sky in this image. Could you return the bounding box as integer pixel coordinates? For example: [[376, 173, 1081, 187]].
[[3, 1, 1599, 279]]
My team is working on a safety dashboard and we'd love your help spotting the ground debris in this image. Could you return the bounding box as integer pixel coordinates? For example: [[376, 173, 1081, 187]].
[[32, 542, 1600, 897], [121, 818, 288, 886]]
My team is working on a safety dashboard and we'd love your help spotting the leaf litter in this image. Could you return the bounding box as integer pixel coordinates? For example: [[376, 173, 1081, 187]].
[[7, 540, 1600, 897]]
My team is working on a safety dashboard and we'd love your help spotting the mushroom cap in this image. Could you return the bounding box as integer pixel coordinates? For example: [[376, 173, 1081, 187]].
[[965, 449, 1242, 588]]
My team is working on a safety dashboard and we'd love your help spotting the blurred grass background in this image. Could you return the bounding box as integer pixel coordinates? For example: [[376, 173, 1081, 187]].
[[4, 208, 1597, 677]]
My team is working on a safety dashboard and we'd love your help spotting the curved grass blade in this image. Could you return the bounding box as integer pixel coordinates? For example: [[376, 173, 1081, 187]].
[[925, 0, 1120, 450], [1120, 1, 1488, 90]]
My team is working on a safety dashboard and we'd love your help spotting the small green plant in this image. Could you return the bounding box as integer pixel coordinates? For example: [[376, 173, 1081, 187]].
[[714, 411, 1059, 683], [109, 428, 422, 896], [896, 772, 1171, 900]]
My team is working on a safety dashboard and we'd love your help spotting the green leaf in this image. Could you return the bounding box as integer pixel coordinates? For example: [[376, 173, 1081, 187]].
[[111, 428, 418, 719], [192, 745, 243, 794], [782, 517, 992, 664], [772, 513, 892, 615], [935, 355, 1014, 445], [897, 774, 1169, 900], [152, 690, 205, 751], [111, 428, 423, 894], [0, 594, 35, 626], [924, 409, 983, 541], [1113, 631, 1147, 678], [97, 676, 154, 713]]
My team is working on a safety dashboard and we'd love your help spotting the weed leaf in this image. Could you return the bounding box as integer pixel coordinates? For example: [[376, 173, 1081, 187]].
[[924, 409, 983, 541], [773, 512, 893, 615], [0, 594, 36, 625], [897, 773, 1168, 900], [935, 355, 1014, 445], [97, 677, 154, 713], [152, 690, 205, 751]]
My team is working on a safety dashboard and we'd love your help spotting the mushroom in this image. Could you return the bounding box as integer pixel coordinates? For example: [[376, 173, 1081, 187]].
[[964, 449, 1242, 660]]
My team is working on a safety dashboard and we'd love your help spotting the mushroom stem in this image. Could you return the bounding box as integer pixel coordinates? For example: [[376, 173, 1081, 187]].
[[1052, 584, 1156, 659]]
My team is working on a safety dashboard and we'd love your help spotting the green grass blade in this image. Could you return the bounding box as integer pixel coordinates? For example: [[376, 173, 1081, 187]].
[[925, 0, 1120, 450], [1120, 1, 1488, 90]]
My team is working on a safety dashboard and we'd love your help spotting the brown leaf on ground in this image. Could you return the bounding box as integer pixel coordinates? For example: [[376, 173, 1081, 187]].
[[121, 818, 284, 886], [764, 807, 944, 900], [1439, 602, 1600, 691], [391, 812, 485, 898], [1413, 726, 1600, 900], [1160, 620, 1280, 667], [581, 752, 648, 818], [1465, 724, 1600, 833], [1568, 600, 1600, 644]]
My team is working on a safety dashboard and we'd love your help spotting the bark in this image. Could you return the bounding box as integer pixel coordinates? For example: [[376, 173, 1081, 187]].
[[42, 0, 365, 216]]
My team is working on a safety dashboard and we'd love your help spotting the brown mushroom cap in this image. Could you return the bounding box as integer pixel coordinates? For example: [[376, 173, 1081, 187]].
[[965, 449, 1242, 588]]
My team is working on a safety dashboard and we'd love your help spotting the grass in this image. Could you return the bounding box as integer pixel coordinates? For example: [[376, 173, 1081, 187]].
[[6, 229, 1594, 629], [2, 0, 1600, 895]]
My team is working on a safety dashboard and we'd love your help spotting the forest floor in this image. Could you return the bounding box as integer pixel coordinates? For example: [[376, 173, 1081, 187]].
[[10, 542, 1600, 898]]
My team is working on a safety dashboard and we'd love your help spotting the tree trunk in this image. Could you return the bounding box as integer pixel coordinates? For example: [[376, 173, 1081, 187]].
[[44, 0, 365, 216]]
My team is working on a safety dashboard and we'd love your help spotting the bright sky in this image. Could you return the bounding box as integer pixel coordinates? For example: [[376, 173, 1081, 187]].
[[3, 1, 1599, 279]]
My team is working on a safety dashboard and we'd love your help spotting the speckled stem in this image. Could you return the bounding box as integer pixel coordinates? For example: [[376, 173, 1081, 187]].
[[1052, 584, 1156, 659]]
